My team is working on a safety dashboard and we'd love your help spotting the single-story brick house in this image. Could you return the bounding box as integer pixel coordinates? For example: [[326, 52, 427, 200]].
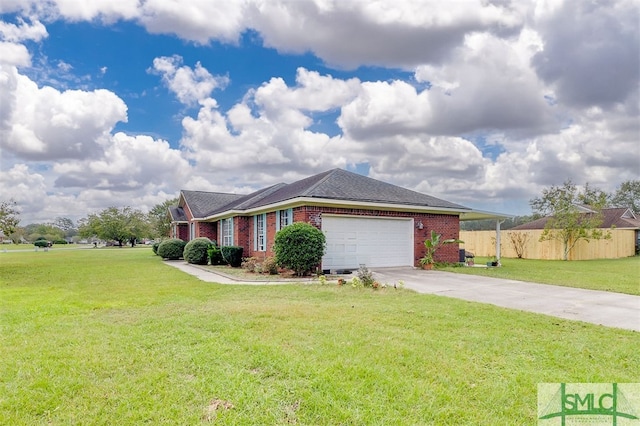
[[169, 168, 507, 270]]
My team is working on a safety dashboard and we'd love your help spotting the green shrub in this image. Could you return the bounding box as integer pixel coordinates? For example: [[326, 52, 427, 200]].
[[152, 241, 161, 255], [184, 238, 212, 265], [34, 239, 49, 248], [274, 222, 325, 276], [157, 238, 186, 260], [221, 246, 243, 267], [53, 239, 68, 245], [208, 243, 224, 265]]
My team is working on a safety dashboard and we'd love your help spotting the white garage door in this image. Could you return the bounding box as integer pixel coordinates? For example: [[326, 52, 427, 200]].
[[322, 216, 414, 270]]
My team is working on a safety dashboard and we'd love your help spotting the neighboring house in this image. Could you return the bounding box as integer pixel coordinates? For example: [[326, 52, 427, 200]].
[[479, 206, 640, 260], [511, 207, 640, 233], [169, 168, 506, 270]]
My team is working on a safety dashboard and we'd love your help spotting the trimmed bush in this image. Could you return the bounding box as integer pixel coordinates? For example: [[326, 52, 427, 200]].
[[184, 237, 212, 265], [53, 240, 68, 245], [34, 239, 49, 248], [274, 222, 326, 276], [157, 238, 186, 260], [208, 243, 224, 265], [152, 241, 161, 255], [221, 246, 243, 267]]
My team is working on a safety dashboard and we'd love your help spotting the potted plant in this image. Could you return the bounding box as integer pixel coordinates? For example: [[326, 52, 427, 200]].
[[420, 230, 464, 270]]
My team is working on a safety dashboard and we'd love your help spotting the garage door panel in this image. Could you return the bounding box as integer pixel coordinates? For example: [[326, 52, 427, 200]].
[[322, 216, 413, 270]]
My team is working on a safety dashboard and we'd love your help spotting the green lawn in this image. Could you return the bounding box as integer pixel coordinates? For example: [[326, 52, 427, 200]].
[[1, 249, 638, 424], [0, 243, 94, 251], [439, 257, 640, 295]]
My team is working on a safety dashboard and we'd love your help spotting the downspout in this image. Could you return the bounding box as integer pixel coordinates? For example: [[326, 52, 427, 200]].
[[496, 219, 505, 266]]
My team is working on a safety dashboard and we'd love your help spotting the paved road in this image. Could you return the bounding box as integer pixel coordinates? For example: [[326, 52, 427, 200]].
[[165, 262, 640, 332]]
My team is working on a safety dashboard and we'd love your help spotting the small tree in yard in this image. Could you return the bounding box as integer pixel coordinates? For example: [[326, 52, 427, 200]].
[[0, 199, 20, 238], [274, 222, 326, 276], [79, 206, 151, 247], [508, 231, 531, 259], [530, 180, 610, 261]]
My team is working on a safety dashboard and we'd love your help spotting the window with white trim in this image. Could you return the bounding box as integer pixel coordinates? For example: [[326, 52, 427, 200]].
[[276, 208, 293, 231], [254, 213, 266, 251], [221, 218, 234, 246]]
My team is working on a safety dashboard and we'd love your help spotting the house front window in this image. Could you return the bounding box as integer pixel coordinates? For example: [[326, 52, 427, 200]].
[[254, 213, 266, 251], [276, 208, 293, 231], [221, 218, 234, 246], [190, 222, 195, 240]]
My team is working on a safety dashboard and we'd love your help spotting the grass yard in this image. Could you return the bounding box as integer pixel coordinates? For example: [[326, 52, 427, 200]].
[[1, 249, 638, 424], [440, 256, 640, 296]]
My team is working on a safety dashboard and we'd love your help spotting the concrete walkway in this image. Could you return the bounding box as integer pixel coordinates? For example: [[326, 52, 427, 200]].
[[164, 261, 315, 285], [164, 261, 640, 332]]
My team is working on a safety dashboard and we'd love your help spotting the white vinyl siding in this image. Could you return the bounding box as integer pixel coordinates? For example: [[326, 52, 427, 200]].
[[221, 218, 234, 246], [254, 213, 266, 251], [276, 208, 293, 231]]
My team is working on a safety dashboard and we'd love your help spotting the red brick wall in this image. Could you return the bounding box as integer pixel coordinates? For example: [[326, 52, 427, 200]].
[[243, 212, 278, 260], [297, 206, 460, 266], [207, 206, 460, 266], [412, 213, 461, 265], [176, 224, 189, 241], [196, 222, 217, 241], [235, 217, 251, 258]]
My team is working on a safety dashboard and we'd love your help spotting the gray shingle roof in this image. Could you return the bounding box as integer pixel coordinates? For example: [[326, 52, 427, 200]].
[[181, 190, 244, 218], [210, 183, 288, 215], [168, 206, 187, 222], [248, 168, 469, 210], [176, 169, 471, 219]]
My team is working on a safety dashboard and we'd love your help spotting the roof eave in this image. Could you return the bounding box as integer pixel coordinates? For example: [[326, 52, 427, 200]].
[[200, 197, 510, 220]]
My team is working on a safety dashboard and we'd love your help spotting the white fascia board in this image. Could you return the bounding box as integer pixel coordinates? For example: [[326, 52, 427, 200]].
[[200, 210, 244, 221], [200, 197, 499, 221]]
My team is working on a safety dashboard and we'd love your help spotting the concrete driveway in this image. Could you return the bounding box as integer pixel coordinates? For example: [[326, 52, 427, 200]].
[[372, 267, 640, 332]]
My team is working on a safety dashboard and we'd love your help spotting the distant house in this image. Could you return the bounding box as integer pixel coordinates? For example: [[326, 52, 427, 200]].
[[512, 207, 640, 232], [492, 207, 640, 259], [169, 168, 507, 270]]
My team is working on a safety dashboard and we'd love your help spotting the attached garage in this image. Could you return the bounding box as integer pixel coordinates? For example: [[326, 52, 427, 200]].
[[322, 215, 414, 270]]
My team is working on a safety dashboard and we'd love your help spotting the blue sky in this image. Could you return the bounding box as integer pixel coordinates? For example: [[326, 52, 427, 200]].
[[1, 1, 638, 224]]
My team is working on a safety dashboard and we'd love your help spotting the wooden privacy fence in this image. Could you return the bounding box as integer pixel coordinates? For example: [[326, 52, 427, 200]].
[[460, 229, 637, 260]]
